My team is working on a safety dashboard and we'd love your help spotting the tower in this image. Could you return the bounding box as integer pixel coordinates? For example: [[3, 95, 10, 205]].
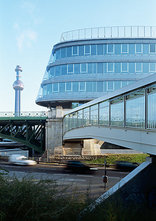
[[13, 65, 24, 116]]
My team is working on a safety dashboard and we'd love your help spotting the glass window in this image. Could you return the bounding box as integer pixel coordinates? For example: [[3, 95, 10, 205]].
[[61, 65, 67, 75], [53, 83, 58, 92], [55, 66, 60, 76], [50, 67, 55, 77], [129, 44, 135, 54], [90, 104, 98, 125], [122, 81, 128, 88], [103, 81, 107, 92], [111, 97, 124, 126], [149, 63, 156, 72], [79, 82, 86, 91], [66, 82, 72, 91], [88, 63, 96, 74], [108, 44, 114, 53], [85, 45, 90, 55], [81, 63, 87, 73], [43, 85, 47, 96], [73, 82, 78, 92], [114, 81, 121, 90], [126, 89, 145, 128], [86, 82, 93, 92], [97, 63, 103, 73], [79, 45, 84, 56], [150, 44, 155, 53], [99, 101, 109, 125], [136, 44, 142, 53], [61, 48, 66, 58], [147, 84, 156, 128], [67, 47, 72, 57], [103, 63, 107, 73], [129, 63, 135, 73], [59, 82, 65, 92], [97, 82, 103, 92], [73, 46, 78, 55], [115, 63, 121, 73], [91, 45, 96, 55], [72, 112, 78, 129], [108, 81, 113, 91], [122, 44, 128, 53], [115, 44, 121, 54], [92, 82, 97, 92], [108, 63, 114, 72], [84, 108, 90, 126], [143, 63, 149, 73], [97, 44, 103, 55], [136, 63, 142, 72], [103, 44, 107, 54], [68, 64, 73, 73], [47, 84, 52, 95], [74, 63, 80, 74], [143, 44, 149, 54], [122, 63, 128, 72], [56, 49, 61, 60], [77, 110, 83, 127]]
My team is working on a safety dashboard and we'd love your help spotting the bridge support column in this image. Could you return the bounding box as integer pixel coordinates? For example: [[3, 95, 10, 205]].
[[46, 107, 63, 159]]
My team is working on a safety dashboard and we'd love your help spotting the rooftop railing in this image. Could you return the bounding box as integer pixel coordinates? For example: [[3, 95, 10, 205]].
[[60, 26, 156, 42], [0, 111, 47, 118]]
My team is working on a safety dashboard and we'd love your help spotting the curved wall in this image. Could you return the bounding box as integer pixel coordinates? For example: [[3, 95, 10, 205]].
[[36, 37, 156, 108]]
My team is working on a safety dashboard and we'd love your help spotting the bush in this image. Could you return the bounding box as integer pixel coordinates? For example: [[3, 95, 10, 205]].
[[0, 175, 88, 221]]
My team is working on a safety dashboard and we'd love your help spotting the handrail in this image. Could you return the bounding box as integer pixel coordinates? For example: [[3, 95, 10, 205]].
[[0, 111, 47, 118], [60, 26, 156, 42]]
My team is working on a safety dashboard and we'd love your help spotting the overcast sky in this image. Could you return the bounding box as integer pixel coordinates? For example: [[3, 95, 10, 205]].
[[0, 0, 156, 112]]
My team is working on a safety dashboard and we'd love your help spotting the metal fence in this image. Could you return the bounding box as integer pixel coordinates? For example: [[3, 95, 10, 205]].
[[60, 26, 156, 42]]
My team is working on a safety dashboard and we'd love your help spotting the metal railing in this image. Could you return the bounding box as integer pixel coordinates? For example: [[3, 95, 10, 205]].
[[0, 111, 47, 118], [60, 26, 156, 42]]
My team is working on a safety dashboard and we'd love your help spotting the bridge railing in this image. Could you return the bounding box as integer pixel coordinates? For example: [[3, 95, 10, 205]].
[[60, 26, 156, 42], [0, 111, 47, 118], [63, 75, 156, 134]]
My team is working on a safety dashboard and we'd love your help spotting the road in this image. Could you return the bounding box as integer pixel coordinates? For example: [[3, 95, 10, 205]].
[[0, 162, 129, 199]]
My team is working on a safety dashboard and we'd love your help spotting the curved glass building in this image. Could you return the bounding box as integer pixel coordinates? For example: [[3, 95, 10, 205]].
[[36, 26, 156, 108]]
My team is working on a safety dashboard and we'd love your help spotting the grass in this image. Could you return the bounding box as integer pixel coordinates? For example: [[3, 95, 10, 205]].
[[84, 153, 149, 166]]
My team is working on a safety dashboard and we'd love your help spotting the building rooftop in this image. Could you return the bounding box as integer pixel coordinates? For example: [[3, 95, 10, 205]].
[[60, 26, 156, 42]]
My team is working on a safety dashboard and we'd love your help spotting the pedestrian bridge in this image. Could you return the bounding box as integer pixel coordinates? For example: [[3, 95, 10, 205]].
[[63, 74, 156, 155]]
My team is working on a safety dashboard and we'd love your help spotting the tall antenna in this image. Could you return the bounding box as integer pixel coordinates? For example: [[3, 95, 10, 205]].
[[13, 65, 24, 116]]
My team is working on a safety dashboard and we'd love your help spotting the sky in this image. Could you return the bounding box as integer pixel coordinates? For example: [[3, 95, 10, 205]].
[[0, 0, 156, 112]]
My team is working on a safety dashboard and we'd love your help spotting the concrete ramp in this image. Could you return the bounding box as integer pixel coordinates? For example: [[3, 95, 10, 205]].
[[82, 157, 156, 215]]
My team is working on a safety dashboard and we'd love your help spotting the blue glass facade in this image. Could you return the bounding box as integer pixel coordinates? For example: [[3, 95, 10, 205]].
[[36, 28, 156, 108]]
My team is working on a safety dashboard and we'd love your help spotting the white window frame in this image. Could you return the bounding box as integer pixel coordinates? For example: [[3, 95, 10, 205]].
[[121, 63, 128, 72], [135, 44, 143, 53], [65, 82, 72, 91], [84, 45, 91, 55], [121, 44, 129, 53], [67, 64, 74, 74], [135, 63, 142, 72], [107, 81, 114, 91], [107, 44, 114, 54], [107, 63, 114, 72], [72, 46, 78, 56], [149, 63, 156, 72], [79, 82, 86, 91], [80, 63, 88, 73], [52, 83, 59, 92]]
